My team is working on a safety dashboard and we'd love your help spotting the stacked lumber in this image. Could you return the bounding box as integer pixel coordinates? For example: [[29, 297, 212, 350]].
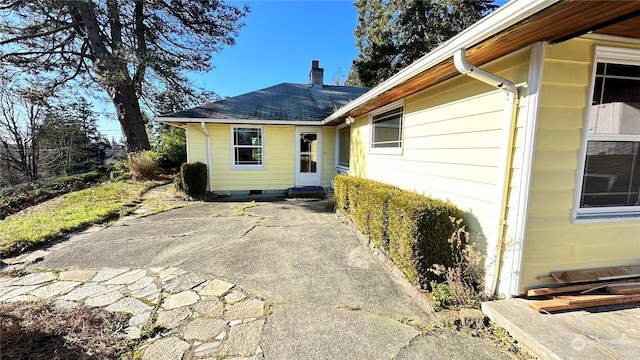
[[526, 265, 640, 313]]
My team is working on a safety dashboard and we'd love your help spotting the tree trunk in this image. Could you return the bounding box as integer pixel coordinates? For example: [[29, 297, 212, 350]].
[[30, 140, 38, 180], [109, 82, 150, 152], [76, 2, 150, 153]]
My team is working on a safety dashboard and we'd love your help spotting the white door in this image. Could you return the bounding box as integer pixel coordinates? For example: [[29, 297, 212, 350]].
[[295, 128, 322, 186]]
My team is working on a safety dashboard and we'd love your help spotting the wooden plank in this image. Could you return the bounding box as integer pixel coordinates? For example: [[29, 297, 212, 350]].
[[529, 299, 573, 312], [555, 294, 639, 305], [550, 265, 640, 284], [529, 294, 640, 312], [528, 283, 599, 296], [535, 275, 556, 282], [598, 274, 640, 281], [607, 286, 640, 295], [528, 279, 640, 297], [581, 282, 640, 295]]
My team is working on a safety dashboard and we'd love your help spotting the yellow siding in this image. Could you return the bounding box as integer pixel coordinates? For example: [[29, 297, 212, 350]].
[[521, 38, 640, 291], [349, 48, 532, 263], [185, 124, 295, 191], [187, 124, 336, 191], [349, 115, 369, 178], [186, 124, 207, 165], [322, 126, 337, 187]]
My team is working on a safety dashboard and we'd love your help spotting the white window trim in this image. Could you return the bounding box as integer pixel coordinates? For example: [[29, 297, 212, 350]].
[[369, 100, 404, 155], [230, 125, 265, 170], [573, 46, 640, 223], [335, 123, 350, 173]]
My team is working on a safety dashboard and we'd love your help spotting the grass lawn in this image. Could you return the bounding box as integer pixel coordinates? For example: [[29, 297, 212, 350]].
[[0, 181, 156, 257]]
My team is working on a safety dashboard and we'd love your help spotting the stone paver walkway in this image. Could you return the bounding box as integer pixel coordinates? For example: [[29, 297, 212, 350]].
[[0, 267, 267, 360]]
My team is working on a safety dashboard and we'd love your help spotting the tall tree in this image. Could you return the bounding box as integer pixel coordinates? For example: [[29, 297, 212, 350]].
[[40, 99, 102, 175], [350, 0, 397, 87], [0, 0, 248, 152], [349, 0, 496, 87], [0, 80, 50, 181], [345, 61, 365, 87]]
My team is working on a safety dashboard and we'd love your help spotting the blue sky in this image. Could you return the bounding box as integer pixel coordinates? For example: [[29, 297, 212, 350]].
[[203, 0, 360, 97], [98, 0, 508, 139]]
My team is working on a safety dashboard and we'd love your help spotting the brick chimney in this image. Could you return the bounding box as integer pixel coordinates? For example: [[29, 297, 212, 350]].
[[309, 60, 324, 87]]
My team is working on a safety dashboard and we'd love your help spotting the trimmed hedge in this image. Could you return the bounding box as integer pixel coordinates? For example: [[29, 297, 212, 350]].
[[180, 162, 207, 197], [334, 175, 465, 287]]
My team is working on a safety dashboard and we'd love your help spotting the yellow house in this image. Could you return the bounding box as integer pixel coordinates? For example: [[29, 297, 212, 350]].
[[160, 0, 640, 298], [323, 0, 640, 297], [158, 60, 368, 194]]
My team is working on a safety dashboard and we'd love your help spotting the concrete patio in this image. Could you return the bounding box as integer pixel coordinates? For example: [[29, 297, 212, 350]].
[[4, 195, 513, 359], [483, 298, 640, 360]]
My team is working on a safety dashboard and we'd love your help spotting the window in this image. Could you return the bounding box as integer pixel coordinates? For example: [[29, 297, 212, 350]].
[[372, 107, 403, 148], [299, 132, 318, 173], [337, 125, 350, 169], [370, 102, 403, 154], [576, 47, 640, 219], [232, 127, 263, 169]]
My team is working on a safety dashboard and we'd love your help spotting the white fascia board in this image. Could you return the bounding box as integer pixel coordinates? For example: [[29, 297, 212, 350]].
[[156, 117, 324, 126], [322, 0, 560, 124]]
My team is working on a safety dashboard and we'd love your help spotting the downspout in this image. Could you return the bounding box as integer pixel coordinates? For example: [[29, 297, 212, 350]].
[[453, 49, 519, 297], [200, 122, 213, 192]]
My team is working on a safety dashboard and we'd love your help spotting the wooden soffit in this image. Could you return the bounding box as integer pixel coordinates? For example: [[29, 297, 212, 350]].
[[346, 0, 640, 119]]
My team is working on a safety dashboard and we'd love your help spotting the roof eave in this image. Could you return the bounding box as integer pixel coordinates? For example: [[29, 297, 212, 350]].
[[322, 0, 560, 124], [156, 117, 326, 126]]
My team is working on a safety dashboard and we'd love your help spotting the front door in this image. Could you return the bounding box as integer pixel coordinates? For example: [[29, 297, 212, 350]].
[[295, 128, 322, 186]]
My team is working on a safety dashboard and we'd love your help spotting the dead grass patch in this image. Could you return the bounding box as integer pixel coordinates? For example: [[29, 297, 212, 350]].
[[0, 301, 137, 359]]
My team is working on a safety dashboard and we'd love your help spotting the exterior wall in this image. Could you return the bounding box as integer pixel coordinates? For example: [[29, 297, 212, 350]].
[[349, 115, 369, 178], [349, 49, 532, 294], [186, 123, 335, 192], [322, 126, 337, 186], [521, 38, 640, 291], [186, 124, 208, 165]]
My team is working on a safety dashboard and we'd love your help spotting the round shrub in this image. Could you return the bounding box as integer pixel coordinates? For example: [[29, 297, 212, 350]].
[[180, 162, 207, 197]]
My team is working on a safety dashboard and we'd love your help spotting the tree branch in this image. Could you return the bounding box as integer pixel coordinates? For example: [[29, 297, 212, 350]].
[[0, 22, 80, 45]]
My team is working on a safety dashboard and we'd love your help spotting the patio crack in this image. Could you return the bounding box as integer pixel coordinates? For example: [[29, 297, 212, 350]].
[[237, 222, 259, 240], [390, 333, 425, 360], [260, 224, 299, 228]]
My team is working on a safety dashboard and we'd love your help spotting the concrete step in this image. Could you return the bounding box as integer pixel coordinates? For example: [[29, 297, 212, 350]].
[[483, 299, 620, 360], [287, 186, 325, 199]]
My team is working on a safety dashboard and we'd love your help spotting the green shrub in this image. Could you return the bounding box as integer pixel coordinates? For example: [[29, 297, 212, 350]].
[[109, 159, 131, 180], [154, 127, 187, 170], [388, 193, 462, 286], [45, 170, 107, 190], [173, 170, 185, 192], [180, 162, 207, 197], [333, 175, 466, 288], [368, 184, 398, 251], [334, 175, 349, 212], [348, 177, 369, 232]]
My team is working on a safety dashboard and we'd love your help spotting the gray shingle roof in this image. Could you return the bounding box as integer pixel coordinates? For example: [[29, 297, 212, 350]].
[[160, 83, 370, 121]]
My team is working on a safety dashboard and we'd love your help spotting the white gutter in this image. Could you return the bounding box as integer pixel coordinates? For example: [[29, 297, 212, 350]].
[[453, 48, 519, 297], [200, 121, 213, 191], [323, 0, 559, 124], [509, 41, 546, 296]]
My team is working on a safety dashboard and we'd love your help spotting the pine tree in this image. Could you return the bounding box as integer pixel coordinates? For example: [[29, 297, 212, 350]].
[[348, 0, 496, 87], [0, 1, 247, 152]]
